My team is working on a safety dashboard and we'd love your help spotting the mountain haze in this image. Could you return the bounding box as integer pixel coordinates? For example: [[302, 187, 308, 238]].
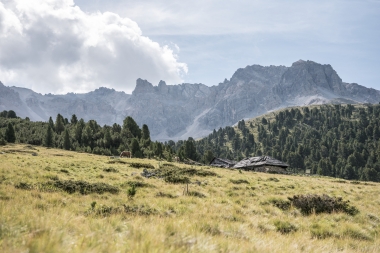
[[1, 60, 379, 140]]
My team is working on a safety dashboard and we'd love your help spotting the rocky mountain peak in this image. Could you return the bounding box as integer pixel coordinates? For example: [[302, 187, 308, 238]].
[[132, 78, 155, 95], [1, 60, 379, 141]]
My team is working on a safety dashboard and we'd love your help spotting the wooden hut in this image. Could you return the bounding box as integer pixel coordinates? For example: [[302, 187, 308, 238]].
[[209, 157, 237, 168], [233, 156, 289, 173]]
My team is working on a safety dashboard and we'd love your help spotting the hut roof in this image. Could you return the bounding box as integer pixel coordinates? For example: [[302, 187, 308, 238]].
[[210, 157, 237, 168], [233, 156, 289, 169]]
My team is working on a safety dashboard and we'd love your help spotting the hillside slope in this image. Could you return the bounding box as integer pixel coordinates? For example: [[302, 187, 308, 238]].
[[196, 103, 380, 182], [0, 144, 379, 252]]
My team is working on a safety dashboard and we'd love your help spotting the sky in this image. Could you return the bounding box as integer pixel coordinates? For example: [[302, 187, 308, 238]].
[[0, 0, 379, 94]]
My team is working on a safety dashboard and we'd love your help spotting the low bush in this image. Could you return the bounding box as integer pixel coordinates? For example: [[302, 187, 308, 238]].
[[162, 163, 175, 167], [129, 163, 155, 169], [127, 184, 136, 198], [92, 205, 122, 217], [195, 169, 217, 177], [288, 194, 359, 216], [107, 160, 127, 164], [141, 165, 217, 183], [268, 198, 291, 210], [103, 167, 119, 173], [15, 182, 33, 190], [273, 220, 298, 234], [122, 180, 154, 188], [122, 204, 159, 216], [53, 180, 119, 195], [165, 175, 190, 184], [230, 179, 249, 184]]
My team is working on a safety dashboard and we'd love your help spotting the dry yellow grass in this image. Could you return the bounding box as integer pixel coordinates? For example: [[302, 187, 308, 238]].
[[1, 144, 380, 252]]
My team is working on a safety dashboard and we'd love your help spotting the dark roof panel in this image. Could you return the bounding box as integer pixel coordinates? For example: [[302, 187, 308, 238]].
[[233, 156, 289, 169]]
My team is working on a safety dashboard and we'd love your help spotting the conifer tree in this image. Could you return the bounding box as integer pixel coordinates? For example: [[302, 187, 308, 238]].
[[5, 123, 16, 143], [55, 114, 65, 134], [48, 117, 55, 131], [122, 116, 141, 139], [63, 128, 71, 150], [141, 124, 150, 140], [103, 128, 112, 148], [71, 114, 78, 124], [131, 138, 142, 158], [7, 110, 17, 118], [45, 125, 53, 147]]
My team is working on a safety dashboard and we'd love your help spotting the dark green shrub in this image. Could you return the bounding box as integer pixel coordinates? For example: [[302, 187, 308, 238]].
[[127, 184, 136, 198], [122, 204, 158, 216], [129, 162, 155, 169], [91, 205, 122, 217], [103, 167, 119, 173], [107, 160, 127, 164], [230, 179, 249, 184], [123, 180, 153, 188], [267, 177, 279, 182], [164, 175, 190, 184], [288, 194, 359, 216], [268, 198, 291, 210], [15, 182, 33, 190], [0, 137, 6, 146], [162, 163, 175, 167], [274, 220, 298, 234], [195, 169, 217, 177], [53, 180, 119, 194]]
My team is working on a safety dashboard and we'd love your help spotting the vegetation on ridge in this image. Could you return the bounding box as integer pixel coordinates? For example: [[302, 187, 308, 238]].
[[195, 104, 380, 182]]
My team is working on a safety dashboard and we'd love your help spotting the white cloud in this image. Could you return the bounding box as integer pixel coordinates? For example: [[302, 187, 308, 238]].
[[0, 0, 188, 94]]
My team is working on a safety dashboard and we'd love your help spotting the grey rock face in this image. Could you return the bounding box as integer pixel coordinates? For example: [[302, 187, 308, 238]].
[[1, 60, 379, 141]]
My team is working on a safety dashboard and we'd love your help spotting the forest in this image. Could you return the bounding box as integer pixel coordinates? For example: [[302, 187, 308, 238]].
[[195, 104, 380, 182], [1, 103, 380, 181]]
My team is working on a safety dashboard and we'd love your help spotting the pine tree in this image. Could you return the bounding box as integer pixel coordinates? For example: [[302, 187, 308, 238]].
[[63, 128, 71, 150], [45, 125, 53, 147], [131, 138, 142, 158], [48, 116, 55, 130], [141, 124, 150, 140], [5, 123, 16, 143], [55, 114, 65, 134], [103, 128, 112, 148], [122, 116, 141, 139], [6, 110, 17, 118], [71, 114, 78, 124]]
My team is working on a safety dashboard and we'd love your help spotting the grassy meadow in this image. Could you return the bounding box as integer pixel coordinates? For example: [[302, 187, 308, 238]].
[[1, 144, 380, 252]]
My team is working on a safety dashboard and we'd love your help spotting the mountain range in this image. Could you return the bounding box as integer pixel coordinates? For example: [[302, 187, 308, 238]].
[[1, 60, 379, 141]]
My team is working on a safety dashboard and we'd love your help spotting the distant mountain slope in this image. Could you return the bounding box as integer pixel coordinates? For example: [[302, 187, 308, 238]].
[[195, 103, 380, 181], [1, 60, 380, 140]]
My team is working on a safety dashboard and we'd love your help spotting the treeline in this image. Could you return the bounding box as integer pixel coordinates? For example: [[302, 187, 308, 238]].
[[0, 110, 191, 161], [195, 104, 380, 182], [2, 103, 380, 181]]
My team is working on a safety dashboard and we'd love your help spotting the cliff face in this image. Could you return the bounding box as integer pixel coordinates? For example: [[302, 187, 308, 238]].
[[1, 60, 379, 141]]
